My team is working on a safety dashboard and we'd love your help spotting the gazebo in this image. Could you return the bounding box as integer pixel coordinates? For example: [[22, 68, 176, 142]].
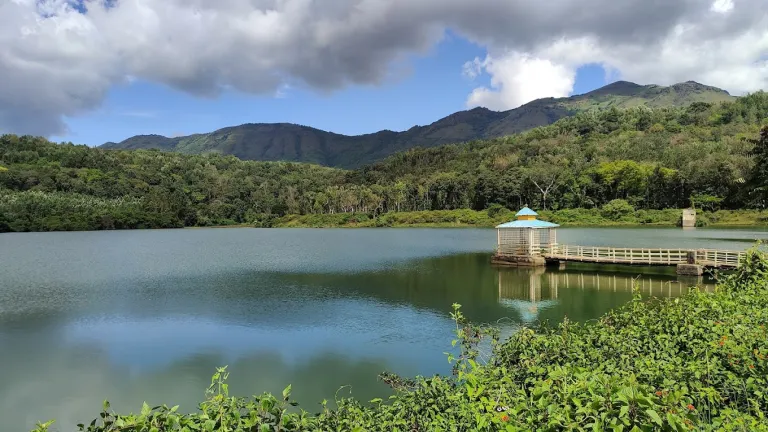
[[492, 207, 559, 267]]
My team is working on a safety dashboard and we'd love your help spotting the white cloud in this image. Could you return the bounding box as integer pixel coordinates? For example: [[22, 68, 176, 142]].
[[466, 54, 576, 110], [711, 0, 735, 13], [0, 0, 767, 135], [465, 10, 768, 110]]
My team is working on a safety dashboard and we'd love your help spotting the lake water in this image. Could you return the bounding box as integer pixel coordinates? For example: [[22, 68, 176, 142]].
[[1, 227, 766, 431]]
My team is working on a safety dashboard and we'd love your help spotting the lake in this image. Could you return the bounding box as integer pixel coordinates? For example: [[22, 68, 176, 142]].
[[1, 227, 766, 431]]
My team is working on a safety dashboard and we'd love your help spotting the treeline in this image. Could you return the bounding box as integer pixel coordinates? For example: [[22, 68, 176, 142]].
[[1, 92, 768, 232], [0, 139, 346, 231]]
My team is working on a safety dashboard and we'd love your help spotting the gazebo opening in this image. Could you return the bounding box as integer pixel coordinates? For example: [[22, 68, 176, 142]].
[[492, 207, 559, 267]]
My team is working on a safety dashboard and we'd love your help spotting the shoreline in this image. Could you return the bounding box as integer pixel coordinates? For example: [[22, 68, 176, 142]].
[[268, 208, 768, 229], [5, 209, 768, 233]]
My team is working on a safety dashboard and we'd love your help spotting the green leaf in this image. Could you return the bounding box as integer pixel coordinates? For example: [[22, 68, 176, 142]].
[[619, 405, 629, 418], [141, 402, 150, 417], [283, 384, 292, 399], [646, 409, 663, 425]]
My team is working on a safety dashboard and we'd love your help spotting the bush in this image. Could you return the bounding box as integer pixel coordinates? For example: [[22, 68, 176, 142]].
[[601, 199, 635, 220], [486, 203, 507, 218], [695, 214, 710, 227], [31, 247, 768, 431]]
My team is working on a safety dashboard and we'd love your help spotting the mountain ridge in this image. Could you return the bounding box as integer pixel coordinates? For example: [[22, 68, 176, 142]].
[[102, 80, 735, 168]]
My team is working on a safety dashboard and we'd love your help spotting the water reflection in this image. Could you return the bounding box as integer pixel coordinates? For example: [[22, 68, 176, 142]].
[[1, 227, 730, 432], [497, 267, 559, 324], [495, 265, 714, 324]]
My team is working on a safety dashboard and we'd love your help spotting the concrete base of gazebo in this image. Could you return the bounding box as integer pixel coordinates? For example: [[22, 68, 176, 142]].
[[491, 254, 547, 267]]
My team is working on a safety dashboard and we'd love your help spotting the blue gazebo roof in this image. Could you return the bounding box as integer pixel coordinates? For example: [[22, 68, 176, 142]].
[[516, 207, 538, 217], [495, 220, 560, 229], [496, 207, 559, 229]]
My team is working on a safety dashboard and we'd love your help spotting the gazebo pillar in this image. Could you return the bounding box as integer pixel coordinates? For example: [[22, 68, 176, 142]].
[[548, 227, 557, 253], [527, 228, 535, 256]]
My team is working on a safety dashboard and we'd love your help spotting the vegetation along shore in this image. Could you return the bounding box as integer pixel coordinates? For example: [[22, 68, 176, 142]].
[[32, 246, 768, 431], [271, 207, 768, 228], [2, 92, 768, 233]]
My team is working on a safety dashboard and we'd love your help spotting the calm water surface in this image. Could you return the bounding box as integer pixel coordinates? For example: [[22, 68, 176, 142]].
[[1, 227, 766, 431]]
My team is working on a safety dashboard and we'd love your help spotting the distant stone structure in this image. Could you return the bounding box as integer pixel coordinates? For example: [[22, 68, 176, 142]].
[[681, 208, 696, 228]]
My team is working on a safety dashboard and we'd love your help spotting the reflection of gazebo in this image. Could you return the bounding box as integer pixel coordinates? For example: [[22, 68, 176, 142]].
[[492, 207, 559, 267], [497, 267, 558, 324]]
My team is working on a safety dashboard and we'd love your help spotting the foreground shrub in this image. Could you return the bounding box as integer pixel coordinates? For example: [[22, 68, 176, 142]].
[[32, 248, 768, 431]]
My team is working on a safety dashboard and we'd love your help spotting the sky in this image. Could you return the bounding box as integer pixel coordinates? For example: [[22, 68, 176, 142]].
[[49, 36, 609, 146], [1, 0, 767, 147]]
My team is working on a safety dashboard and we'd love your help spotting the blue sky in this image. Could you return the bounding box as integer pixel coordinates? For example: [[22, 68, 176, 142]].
[[52, 34, 609, 147]]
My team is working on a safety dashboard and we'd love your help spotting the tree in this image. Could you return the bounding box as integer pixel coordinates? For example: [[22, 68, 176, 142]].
[[524, 157, 565, 210], [391, 181, 407, 212], [744, 126, 768, 208], [0, 211, 10, 232], [594, 160, 652, 204], [601, 199, 635, 220]]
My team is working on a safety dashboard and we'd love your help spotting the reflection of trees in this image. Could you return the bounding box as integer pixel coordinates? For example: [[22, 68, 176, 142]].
[[1, 252, 718, 334], [274, 253, 513, 323], [0, 338, 397, 432], [2, 253, 722, 431]]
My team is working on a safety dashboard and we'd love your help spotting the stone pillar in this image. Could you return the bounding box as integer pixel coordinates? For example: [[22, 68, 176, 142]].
[[677, 264, 703, 276], [558, 261, 566, 270], [682, 209, 696, 228]]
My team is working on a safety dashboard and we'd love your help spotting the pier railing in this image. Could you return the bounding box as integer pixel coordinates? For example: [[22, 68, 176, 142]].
[[536, 244, 746, 268], [694, 249, 743, 267]]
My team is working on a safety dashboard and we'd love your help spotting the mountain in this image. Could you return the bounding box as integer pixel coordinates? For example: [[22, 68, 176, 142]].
[[102, 81, 734, 168]]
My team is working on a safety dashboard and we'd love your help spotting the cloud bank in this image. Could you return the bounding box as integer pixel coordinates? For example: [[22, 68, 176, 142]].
[[1, 0, 767, 135]]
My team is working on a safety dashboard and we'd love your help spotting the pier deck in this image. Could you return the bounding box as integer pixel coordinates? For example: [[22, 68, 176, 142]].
[[539, 245, 744, 268]]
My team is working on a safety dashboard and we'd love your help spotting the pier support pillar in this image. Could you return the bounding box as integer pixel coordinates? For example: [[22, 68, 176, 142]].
[[491, 254, 546, 267], [558, 261, 566, 270], [676, 264, 703, 276]]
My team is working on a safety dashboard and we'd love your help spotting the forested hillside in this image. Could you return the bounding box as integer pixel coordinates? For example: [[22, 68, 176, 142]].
[[1, 92, 767, 232], [102, 81, 734, 168], [353, 93, 768, 212]]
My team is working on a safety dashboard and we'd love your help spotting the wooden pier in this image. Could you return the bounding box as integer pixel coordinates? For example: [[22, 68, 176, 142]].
[[494, 208, 747, 276], [542, 245, 744, 268], [494, 244, 745, 275]]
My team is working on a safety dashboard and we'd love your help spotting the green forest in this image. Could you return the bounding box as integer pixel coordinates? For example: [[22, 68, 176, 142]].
[[2, 92, 768, 232]]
